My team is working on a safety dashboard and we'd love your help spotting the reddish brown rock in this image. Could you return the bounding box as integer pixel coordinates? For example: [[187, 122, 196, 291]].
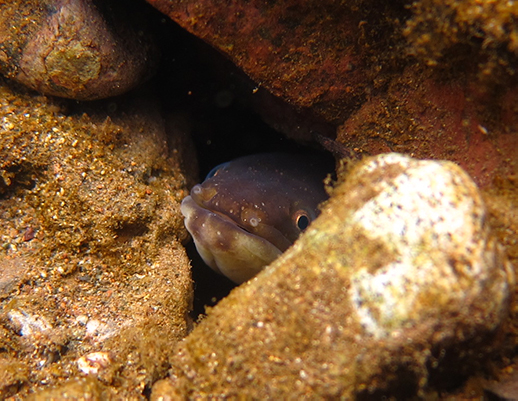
[[147, 0, 518, 188], [337, 65, 518, 187], [146, 0, 385, 124], [0, 0, 158, 100]]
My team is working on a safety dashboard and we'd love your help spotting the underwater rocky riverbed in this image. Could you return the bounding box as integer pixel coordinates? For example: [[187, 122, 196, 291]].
[[0, 0, 518, 399]]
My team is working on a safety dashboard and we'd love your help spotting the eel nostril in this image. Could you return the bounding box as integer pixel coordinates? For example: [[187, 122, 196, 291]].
[[192, 185, 202, 195]]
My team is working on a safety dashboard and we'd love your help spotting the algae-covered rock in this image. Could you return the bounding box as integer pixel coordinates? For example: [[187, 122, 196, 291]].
[[0, 0, 158, 100], [0, 78, 194, 398], [405, 0, 518, 80], [155, 153, 513, 398]]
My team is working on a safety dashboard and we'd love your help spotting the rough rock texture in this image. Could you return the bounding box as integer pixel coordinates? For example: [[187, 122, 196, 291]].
[[0, 78, 194, 399], [337, 64, 518, 188], [0, 0, 158, 100], [147, 0, 518, 188], [0, 1, 516, 398], [154, 153, 513, 399], [146, 0, 400, 126], [405, 0, 518, 81]]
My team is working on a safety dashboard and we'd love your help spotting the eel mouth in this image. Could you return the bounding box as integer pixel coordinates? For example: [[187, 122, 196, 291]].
[[180, 195, 283, 284], [189, 183, 294, 252]]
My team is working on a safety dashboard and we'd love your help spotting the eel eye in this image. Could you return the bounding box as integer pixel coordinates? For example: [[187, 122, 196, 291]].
[[294, 211, 310, 231]]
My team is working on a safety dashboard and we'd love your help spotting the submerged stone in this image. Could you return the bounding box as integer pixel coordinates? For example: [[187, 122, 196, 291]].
[[0, 0, 158, 100], [0, 78, 193, 398], [156, 153, 514, 398]]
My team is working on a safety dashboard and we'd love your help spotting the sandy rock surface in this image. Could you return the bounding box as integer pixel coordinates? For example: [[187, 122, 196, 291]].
[[152, 153, 513, 399], [0, 79, 193, 399]]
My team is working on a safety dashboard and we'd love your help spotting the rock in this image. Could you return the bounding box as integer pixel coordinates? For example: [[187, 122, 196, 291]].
[[0, 356, 29, 399], [0, 78, 193, 398], [0, 0, 159, 100], [484, 365, 518, 400], [337, 64, 518, 188], [405, 0, 518, 81], [155, 153, 513, 398], [0, 257, 28, 299], [148, 0, 518, 187], [146, 0, 387, 124], [25, 377, 112, 401]]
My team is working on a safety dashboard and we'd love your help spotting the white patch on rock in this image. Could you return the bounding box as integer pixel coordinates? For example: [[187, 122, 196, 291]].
[[77, 351, 111, 375], [8, 309, 52, 337], [348, 154, 513, 338]]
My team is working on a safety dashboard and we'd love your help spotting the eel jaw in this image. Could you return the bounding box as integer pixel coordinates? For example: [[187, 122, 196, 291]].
[[180, 195, 283, 284]]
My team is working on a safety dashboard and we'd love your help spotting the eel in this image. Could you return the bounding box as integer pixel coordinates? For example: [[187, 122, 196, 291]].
[[180, 153, 331, 284]]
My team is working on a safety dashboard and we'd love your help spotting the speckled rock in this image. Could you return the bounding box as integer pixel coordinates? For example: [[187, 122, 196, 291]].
[[154, 153, 513, 399], [0, 0, 158, 100], [0, 78, 194, 399]]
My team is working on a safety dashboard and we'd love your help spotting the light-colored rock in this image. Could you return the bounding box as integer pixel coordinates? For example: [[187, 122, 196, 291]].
[[158, 153, 514, 399]]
